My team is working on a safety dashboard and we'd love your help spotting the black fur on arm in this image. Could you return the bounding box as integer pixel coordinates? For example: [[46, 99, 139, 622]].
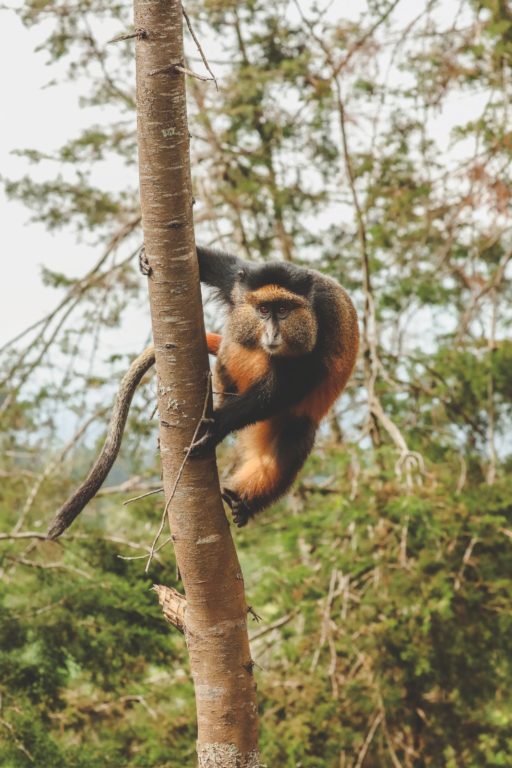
[[190, 359, 321, 456], [214, 356, 323, 442], [190, 376, 278, 456], [196, 245, 249, 304], [214, 377, 277, 441]]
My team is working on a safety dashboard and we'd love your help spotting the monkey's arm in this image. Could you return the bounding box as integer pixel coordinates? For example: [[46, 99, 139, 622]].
[[190, 366, 317, 455], [197, 245, 249, 304], [189, 383, 275, 456]]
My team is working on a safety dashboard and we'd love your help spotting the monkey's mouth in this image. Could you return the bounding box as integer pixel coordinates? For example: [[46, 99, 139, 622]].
[[264, 343, 284, 356]]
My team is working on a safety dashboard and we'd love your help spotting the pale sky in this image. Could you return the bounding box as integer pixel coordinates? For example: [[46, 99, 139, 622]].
[[0, 8, 151, 357], [1, 11, 115, 342]]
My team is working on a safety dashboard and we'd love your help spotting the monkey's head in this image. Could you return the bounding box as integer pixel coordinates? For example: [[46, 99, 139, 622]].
[[230, 268, 317, 357]]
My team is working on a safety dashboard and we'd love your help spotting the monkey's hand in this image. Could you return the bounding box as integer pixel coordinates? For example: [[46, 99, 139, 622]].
[[138, 246, 151, 276], [221, 488, 251, 527], [187, 417, 217, 457]]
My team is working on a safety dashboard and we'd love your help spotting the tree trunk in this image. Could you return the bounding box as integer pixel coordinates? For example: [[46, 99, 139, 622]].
[[133, 2, 259, 765]]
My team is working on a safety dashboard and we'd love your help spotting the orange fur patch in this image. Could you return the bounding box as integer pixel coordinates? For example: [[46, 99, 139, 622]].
[[223, 341, 269, 393], [206, 332, 222, 356], [231, 421, 281, 499], [247, 285, 306, 306]]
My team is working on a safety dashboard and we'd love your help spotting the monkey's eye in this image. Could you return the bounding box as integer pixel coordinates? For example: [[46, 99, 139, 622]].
[[259, 305, 270, 318], [276, 305, 289, 319]]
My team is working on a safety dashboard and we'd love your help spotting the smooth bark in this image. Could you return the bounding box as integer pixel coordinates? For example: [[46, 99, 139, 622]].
[[133, 2, 259, 764]]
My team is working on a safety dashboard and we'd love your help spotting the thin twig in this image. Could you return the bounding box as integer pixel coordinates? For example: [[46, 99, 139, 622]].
[[95, 476, 157, 496], [117, 535, 173, 562], [249, 610, 297, 641], [0, 532, 50, 542], [454, 537, 478, 591], [354, 710, 384, 768], [144, 372, 212, 573], [123, 486, 164, 506], [175, 64, 215, 82], [333, 0, 401, 77], [0, 718, 34, 762], [5, 555, 92, 581], [82, 15, 133, 105], [2, 222, 140, 358], [182, 4, 218, 90], [0, 232, 142, 405], [12, 407, 108, 535], [311, 569, 340, 671], [108, 28, 147, 44]]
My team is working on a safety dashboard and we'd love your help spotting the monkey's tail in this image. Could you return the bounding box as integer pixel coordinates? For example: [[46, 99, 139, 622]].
[[46, 333, 220, 540]]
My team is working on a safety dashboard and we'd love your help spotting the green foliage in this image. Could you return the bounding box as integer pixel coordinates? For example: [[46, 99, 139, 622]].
[[4, 176, 127, 232], [0, 511, 196, 766], [2, 448, 512, 766], [241, 458, 512, 767]]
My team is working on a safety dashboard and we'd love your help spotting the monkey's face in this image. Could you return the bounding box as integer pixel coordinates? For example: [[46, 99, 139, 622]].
[[231, 284, 317, 357], [257, 301, 318, 356]]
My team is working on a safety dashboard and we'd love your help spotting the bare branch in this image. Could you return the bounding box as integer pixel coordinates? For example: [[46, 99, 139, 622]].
[[175, 63, 215, 83], [0, 218, 140, 356], [454, 537, 479, 591], [117, 535, 173, 562], [122, 485, 164, 505], [153, 583, 187, 633], [0, 532, 50, 542], [5, 555, 92, 581], [249, 610, 297, 642], [354, 710, 384, 768], [182, 4, 218, 90], [0, 718, 34, 762], [333, 0, 402, 77], [108, 28, 147, 44]]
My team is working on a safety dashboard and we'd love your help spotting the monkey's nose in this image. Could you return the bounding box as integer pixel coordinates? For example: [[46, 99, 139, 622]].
[[265, 330, 281, 347]]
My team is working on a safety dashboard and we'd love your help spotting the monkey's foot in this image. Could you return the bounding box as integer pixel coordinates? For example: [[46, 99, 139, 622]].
[[221, 488, 251, 527]]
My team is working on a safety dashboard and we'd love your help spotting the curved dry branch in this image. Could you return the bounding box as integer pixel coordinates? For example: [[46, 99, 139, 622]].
[[47, 346, 155, 540]]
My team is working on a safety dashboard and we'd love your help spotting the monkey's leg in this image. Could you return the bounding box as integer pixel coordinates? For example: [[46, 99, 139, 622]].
[[222, 416, 316, 526]]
